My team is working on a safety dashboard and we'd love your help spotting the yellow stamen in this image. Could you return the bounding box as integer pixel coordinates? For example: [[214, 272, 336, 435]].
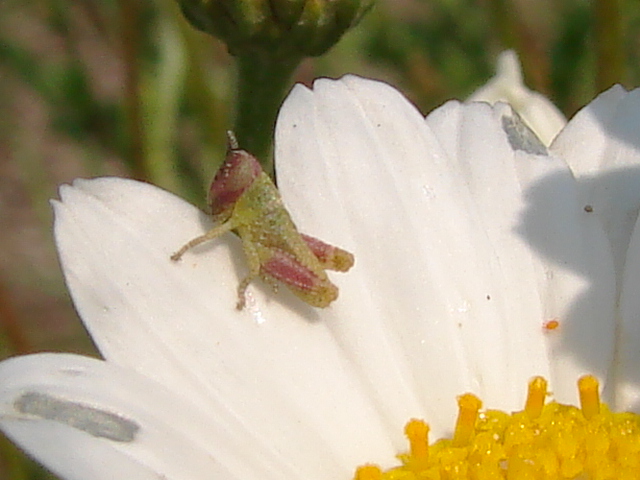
[[578, 374, 600, 420], [452, 393, 482, 447], [524, 376, 547, 419], [354, 465, 382, 480], [354, 375, 640, 480], [404, 419, 429, 461]]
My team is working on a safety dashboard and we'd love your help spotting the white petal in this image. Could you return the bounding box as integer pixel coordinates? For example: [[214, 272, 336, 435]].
[[277, 75, 469, 439], [551, 86, 640, 283], [0, 353, 271, 480], [428, 100, 616, 403], [617, 215, 640, 411], [277, 75, 615, 418], [552, 86, 640, 405], [468, 50, 566, 146], [53, 177, 396, 476]]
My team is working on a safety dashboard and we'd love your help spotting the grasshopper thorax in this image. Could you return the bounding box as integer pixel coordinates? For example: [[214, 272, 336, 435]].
[[208, 146, 262, 222]]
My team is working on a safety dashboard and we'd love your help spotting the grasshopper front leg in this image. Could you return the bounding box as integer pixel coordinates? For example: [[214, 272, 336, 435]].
[[171, 220, 237, 261]]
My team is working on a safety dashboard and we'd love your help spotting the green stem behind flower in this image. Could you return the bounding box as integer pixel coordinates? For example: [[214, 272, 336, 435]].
[[234, 54, 301, 178], [117, 0, 146, 181]]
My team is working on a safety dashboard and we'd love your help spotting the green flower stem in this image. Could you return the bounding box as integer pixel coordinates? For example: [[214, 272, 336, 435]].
[[117, 0, 146, 181], [594, 0, 624, 90], [234, 53, 301, 178]]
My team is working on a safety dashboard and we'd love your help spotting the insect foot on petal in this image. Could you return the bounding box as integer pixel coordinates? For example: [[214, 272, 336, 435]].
[[171, 131, 354, 310]]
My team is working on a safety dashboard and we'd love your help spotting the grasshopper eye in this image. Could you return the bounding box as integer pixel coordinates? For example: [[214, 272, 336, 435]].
[[208, 148, 262, 222]]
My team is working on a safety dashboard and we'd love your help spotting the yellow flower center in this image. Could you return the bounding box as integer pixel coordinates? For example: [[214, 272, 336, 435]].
[[354, 376, 640, 480]]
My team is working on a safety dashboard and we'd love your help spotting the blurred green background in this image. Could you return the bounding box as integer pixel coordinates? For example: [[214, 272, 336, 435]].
[[0, 0, 639, 478]]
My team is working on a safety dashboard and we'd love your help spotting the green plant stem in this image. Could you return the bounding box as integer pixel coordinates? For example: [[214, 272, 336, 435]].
[[594, 0, 624, 90], [118, 0, 146, 180], [234, 54, 301, 178]]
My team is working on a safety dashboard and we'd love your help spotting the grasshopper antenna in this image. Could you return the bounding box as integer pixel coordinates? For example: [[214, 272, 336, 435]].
[[226, 130, 239, 150]]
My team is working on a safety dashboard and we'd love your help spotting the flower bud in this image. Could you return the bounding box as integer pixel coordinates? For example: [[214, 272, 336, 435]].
[[177, 0, 374, 58]]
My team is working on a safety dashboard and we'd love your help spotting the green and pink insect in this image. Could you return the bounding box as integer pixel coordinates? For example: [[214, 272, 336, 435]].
[[171, 132, 354, 309]]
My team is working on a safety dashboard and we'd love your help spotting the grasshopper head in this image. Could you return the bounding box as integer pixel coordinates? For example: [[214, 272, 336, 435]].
[[208, 146, 262, 222]]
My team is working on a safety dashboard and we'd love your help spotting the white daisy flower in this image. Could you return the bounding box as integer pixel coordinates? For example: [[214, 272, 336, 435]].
[[1, 75, 640, 479], [468, 50, 567, 146]]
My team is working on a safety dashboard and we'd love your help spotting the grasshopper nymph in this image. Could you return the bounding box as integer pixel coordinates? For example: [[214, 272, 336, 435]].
[[171, 132, 354, 310]]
